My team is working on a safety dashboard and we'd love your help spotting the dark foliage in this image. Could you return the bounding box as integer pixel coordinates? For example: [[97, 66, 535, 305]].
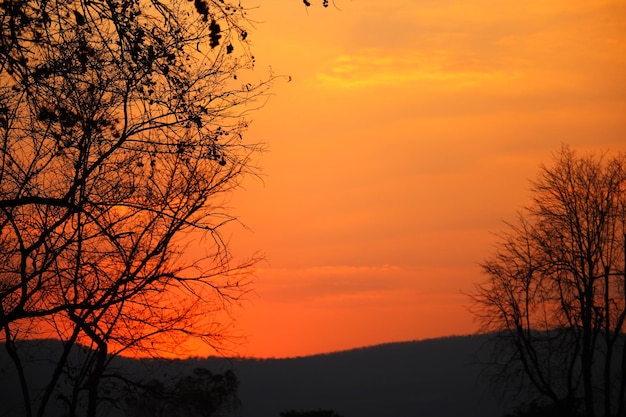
[[303, 0, 330, 7], [124, 367, 240, 417]]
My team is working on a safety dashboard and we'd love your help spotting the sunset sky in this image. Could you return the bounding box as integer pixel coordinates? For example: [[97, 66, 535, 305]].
[[201, 0, 625, 358]]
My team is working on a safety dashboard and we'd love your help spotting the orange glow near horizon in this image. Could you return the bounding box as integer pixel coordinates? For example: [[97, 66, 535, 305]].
[[184, 0, 626, 358]]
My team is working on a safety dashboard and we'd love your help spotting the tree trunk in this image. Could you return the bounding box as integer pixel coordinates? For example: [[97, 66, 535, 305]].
[[582, 280, 595, 417], [4, 326, 32, 417]]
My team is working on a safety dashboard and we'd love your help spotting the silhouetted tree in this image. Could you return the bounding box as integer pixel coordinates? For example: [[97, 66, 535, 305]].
[[0, 0, 269, 415], [471, 146, 626, 417]]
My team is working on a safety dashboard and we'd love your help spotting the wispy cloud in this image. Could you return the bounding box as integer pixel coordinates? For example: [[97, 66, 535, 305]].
[[316, 49, 516, 88], [252, 263, 477, 306]]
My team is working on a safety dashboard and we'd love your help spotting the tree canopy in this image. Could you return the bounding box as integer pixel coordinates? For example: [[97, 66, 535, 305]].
[[0, 0, 282, 415]]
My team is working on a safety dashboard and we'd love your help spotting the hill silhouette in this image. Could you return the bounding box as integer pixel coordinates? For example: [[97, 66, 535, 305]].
[[230, 335, 510, 417], [0, 334, 512, 417]]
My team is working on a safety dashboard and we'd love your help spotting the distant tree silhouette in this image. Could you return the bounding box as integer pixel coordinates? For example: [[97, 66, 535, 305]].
[[0, 0, 270, 415], [280, 410, 344, 417], [124, 367, 240, 417], [471, 146, 626, 417]]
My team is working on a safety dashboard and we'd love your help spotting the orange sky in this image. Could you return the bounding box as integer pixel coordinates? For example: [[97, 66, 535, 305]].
[[192, 0, 626, 358]]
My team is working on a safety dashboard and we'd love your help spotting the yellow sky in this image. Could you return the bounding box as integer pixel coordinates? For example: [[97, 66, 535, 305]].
[[197, 0, 626, 358]]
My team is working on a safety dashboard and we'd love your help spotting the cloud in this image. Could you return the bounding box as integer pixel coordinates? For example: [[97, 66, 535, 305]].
[[311, 0, 626, 94], [250, 264, 403, 303], [315, 49, 517, 88], [251, 263, 479, 307]]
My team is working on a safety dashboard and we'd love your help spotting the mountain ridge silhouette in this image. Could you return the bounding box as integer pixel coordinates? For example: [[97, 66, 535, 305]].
[[0, 334, 513, 417]]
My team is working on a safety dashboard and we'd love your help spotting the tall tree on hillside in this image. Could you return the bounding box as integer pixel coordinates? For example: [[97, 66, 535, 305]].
[[471, 146, 626, 417], [0, 0, 286, 415]]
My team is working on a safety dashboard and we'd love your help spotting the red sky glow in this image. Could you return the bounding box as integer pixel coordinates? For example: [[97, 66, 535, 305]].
[[187, 0, 626, 358]]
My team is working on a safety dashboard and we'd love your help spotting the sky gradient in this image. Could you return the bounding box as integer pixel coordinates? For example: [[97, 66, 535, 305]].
[[194, 0, 626, 358]]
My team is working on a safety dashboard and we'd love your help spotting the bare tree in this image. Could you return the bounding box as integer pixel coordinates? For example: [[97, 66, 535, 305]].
[[0, 0, 270, 415], [471, 146, 626, 417]]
